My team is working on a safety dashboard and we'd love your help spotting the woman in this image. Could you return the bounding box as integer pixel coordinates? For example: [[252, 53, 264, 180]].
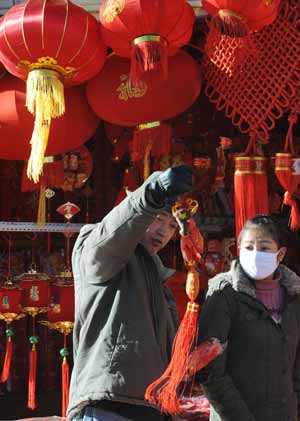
[[196, 215, 300, 421]]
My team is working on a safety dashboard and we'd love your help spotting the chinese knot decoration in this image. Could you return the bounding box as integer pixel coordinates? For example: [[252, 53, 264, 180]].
[[0, 0, 105, 183], [100, 0, 194, 82]]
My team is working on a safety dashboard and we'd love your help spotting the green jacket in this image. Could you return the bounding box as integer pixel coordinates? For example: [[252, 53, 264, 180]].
[[67, 176, 178, 420], [197, 260, 300, 421]]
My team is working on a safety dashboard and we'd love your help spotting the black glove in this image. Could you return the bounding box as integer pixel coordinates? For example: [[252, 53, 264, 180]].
[[147, 165, 193, 206]]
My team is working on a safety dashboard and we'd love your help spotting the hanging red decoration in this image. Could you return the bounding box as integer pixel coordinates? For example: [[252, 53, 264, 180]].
[[100, 0, 194, 82], [203, 0, 300, 143], [0, 0, 105, 183], [234, 152, 269, 241], [87, 51, 201, 164], [0, 75, 99, 160], [202, 0, 279, 37]]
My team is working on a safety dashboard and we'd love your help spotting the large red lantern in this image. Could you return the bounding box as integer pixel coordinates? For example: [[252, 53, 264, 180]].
[[0, 0, 106, 183], [100, 0, 194, 82], [0, 75, 99, 160], [202, 0, 280, 36], [87, 51, 201, 163]]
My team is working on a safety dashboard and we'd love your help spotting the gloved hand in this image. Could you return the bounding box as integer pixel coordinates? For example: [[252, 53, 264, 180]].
[[147, 165, 193, 206]]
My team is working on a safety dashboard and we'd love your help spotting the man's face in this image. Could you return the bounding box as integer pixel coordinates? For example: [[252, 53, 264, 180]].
[[141, 212, 178, 254]]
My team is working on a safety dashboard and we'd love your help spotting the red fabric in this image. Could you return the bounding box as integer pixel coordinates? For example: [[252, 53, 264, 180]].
[[27, 346, 37, 410], [202, 0, 279, 32], [0, 286, 22, 313], [87, 51, 201, 127], [0, 0, 106, 86], [115, 166, 141, 206], [0, 75, 98, 160], [48, 283, 75, 323], [21, 159, 65, 192], [19, 276, 50, 308], [100, 0, 194, 58], [132, 123, 171, 162]]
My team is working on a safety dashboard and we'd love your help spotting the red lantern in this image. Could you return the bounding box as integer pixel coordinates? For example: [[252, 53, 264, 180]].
[[202, 0, 279, 36], [17, 271, 50, 410], [0, 0, 106, 182], [87, 51, 201, 163], [0, 282, 25, 384], [0, 75, 98, 160], [100, 0, 194, 82]]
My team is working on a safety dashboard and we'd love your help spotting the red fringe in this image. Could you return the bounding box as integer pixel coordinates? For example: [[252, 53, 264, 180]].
[[21, 159, 64, 192], [130, 39, 168, 83], [214, 13, 249, 38], [145, 304, 199, 415], [131, 124, 171, 163], [0, 337, 12, 383], [62, 357, 70, 417], [28, 346, 37, 410], [284, 191, 300, 230]]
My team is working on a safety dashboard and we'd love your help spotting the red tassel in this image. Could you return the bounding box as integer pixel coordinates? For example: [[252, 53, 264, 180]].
[[28, 345, 37, 410], [62, 356, 70, 417], [130, 35, 168, 83], [131, 122, 171, 163], [284, 191, 300, 230], [145, 301, 199, 415], [0, 336, 12, 383], [213, 11, 249, 37]]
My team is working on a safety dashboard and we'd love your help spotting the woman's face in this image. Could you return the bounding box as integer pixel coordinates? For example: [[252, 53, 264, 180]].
[[239, 227, 286, 262]]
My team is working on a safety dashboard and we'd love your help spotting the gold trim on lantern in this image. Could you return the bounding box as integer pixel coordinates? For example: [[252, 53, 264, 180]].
[[263, 0, 273, 6], [275, 166, 290, 171], [0, 312, 26, 323], [275, 153, 292, 157], [21, 1, 31, 58], [3, 14, 20, 61], [42, 0, 47, 50], [133, 35, 168, 47], [235, 170, 265, 175], [39, 320, 74, 335], [18, 57, 76, 79], [103, 0, 125, 24], [137, 121, 161, 131], [55, 0, 69, 59], [218, 9, 242, 20], [22, 306, 48, 317], [69, 14, 89, 64], [234, 156, 266, 161], [187, 302, 199, 313]]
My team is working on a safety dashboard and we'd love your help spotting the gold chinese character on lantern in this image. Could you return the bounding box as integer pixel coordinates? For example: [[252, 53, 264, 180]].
[[2, 296, 10, 310], [103, 0, 125, 23], [117, 74, 147, 101], [30, 286, 40, 302]]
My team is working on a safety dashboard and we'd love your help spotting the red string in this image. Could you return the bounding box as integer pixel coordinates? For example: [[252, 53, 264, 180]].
[[0, 335, 12, 383], [28, 345, 37, 410]]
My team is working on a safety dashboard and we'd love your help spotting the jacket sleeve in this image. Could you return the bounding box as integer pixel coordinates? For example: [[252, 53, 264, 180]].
[[195, 286, 255, 421], [72, 174, 164, 284], [293, 342, 300, 420]]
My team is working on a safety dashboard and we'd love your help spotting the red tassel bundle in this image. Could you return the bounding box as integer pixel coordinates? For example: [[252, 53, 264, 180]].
[[0, 333, 13, 383], [145, 268, 200, 414], [234, 155, 269, 240], [274, 114, 300, 230], [130, 35, 168, 83], [28, 344, 37, 410], [61, 350, 70, 417]]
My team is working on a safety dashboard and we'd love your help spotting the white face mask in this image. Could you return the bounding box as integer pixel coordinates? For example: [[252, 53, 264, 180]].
[[239, 248, 279, 280]]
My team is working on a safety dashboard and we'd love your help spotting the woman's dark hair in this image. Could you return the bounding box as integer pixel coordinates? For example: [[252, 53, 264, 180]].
[[238, 215, 282, 247]]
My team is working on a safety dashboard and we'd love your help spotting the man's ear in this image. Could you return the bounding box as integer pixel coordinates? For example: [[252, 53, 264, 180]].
[[278, 247, 287, 263]]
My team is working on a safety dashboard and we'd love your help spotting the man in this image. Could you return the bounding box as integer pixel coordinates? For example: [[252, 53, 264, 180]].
[[67, 165, 193, 421]]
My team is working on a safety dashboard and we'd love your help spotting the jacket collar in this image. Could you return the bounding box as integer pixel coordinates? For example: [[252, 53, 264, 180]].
[[229, 259, 300, 298]]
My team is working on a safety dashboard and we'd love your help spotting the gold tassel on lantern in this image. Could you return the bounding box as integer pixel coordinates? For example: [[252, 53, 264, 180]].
[[26, 69, 65, 183]]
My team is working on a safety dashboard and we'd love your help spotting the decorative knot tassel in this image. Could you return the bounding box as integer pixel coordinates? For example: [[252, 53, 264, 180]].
[[215, 10, 248, 37], [0, 335, 13, 383], [130, 35, 168, 83], [132, 122, 171, 163], [26, 69, 65, 183], [28, 344, 37, 410], [145, 269, 200, 415]]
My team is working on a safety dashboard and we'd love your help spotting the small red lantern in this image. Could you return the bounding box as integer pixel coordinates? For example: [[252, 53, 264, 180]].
[[202, 0, 280, 36], [17, 271, 51, 410], [0, 0, 106, 182], [87, 51, 201, 163], [100, 0, 194, 82], [0, 281, 25, 384], [41, 273, 74, 417]]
